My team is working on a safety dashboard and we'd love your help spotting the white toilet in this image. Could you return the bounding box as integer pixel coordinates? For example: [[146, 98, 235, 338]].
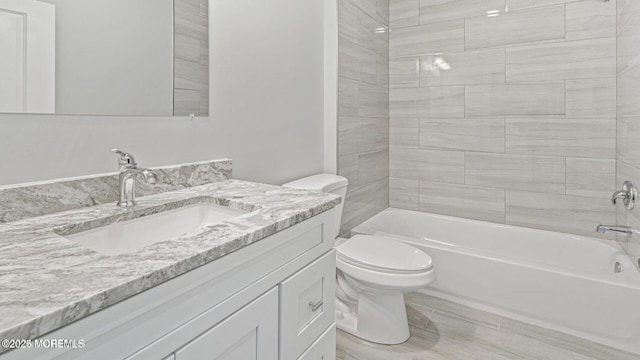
[[283, 174, 436, 345]]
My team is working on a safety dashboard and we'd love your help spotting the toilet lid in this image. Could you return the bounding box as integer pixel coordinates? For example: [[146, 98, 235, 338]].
[[336, 235, 433, 272]]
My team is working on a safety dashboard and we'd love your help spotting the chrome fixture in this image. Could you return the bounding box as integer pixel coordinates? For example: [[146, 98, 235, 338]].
[[111, 149, 157, 207], [614, 262, 622, 273], [596, 224, 633, 235], [611, 181, 637, 210]]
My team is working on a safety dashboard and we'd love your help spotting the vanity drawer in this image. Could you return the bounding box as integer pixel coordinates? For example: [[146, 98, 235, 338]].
[[297, 323, 336, 360], [280, 250, 336, 360]]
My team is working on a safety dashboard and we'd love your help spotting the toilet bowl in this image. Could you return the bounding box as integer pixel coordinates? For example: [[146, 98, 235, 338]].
[[282, 174, 436, 344], [334, 235, 436, 344]]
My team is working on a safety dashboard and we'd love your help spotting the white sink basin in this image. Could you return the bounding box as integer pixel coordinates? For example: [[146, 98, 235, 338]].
[[64, 203, 248, 256]]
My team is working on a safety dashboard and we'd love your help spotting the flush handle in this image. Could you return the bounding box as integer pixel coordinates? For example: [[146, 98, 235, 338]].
[[309, 300, 323, 312]]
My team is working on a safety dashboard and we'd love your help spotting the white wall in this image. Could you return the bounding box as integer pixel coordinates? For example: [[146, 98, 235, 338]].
[[209, 0, 327, 184], [0, 0, 334, 187], [40, 0, 174, 116]]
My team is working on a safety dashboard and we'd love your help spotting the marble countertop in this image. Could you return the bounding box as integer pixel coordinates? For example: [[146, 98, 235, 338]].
[[0, 179, 341, 344]]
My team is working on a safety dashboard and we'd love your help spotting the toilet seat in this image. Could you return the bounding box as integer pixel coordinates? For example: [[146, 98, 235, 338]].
[[335, 235, 436, 291], [336, 235, 433, 274]]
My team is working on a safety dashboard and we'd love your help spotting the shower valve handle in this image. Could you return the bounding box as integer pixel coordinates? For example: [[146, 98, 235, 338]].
[[611, 181, 637, 210]]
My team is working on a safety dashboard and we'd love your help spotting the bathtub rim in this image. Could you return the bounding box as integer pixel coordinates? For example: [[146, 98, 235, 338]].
[[352, 208, 640, 287]]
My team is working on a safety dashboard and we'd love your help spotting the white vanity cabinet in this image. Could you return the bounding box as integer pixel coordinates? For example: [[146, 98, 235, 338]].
[[280, 252, 336, 360], [175, 288, 279, 360], [2, 209, 337, 360]]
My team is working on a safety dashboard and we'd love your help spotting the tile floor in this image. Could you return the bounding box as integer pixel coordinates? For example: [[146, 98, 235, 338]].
[[336, 292, 640, 360]]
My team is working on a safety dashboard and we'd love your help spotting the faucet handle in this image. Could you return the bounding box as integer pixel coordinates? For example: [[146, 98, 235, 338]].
[[111, 149, 137, 168], [611, 180, 637, 210]]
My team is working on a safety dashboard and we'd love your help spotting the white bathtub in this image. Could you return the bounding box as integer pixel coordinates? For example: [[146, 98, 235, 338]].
[[352, 208, 640, 354]]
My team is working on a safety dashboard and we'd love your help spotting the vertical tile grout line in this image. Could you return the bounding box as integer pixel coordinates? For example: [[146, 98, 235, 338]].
[[563, 0, 568, 204], [614, 0, 618, 229], [502, 1, 508, 224]]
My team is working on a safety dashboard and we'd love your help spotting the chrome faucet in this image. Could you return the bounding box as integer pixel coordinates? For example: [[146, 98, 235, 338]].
[[111, 149, 157, 207], [596, 225, 633, 235], [611, 181, 637, 210]]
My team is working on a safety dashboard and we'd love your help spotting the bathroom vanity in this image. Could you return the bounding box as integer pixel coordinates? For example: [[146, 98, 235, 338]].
[[0, 169, 340, 360]]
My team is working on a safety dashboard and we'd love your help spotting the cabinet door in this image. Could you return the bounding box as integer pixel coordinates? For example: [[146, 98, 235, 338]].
[[175, 288, 278, 360], [297, 324, 336, 360], [280, 250, 336, 359]]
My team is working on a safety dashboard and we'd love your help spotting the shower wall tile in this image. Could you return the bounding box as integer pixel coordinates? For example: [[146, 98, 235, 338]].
[[377, 55, 390, 87], [565, 0, 617, 41], [376, 177, 390, 211], [617, 0, 640, 75], [419, 118, 505, 153], [465, 5, 565, 50], [338, 78, 359, 116], [348, 1, 384, 30], [358, 150, 389, 185], [390, 118, 419, 148], [506, 190, 614, 237], [390, 147, 465, 183], [565, 78, 617, 118], [566, 158, 616, 199], [390, 86, 465, 118], [419, 49, 506, 86], [418, 0, 505, 25], [377, 0, 390, 25], [390, 58, 419, 88], [390, 0, 418, 28], [339, 0, 359, 41], [505, 118, 616, 158], [338, 154, 359, 187], [340, 182, 378, 236], [465, 83, 565, 117], [506, 37, 617, 82], [617, 161, 640, 194], [506, 0, 580, 12], [419, 181, 505, 223], [617, 65, 640, 118], [358, 83, 389, 117], [617, 160, 640, 260], [465, 153, 566, 194], [339, 39, 378, 84], [389, 20, 464, 57], [386, 0, 617, 238], [618, 0, 640, 267], [359, 12, 389, 59], [617, 116, 640, 164], [339, 116, 377, 156], [617, 207, 640, 271], [390, 178, 420, 210], [338, 0, 389, 235], [375, 117, 390, 150]]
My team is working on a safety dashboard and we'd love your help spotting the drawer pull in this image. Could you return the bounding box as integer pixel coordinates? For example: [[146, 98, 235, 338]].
[[309, 300, 324, 312]]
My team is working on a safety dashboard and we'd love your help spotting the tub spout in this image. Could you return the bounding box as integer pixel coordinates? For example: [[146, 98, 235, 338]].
[[596, 225, 633, 235]]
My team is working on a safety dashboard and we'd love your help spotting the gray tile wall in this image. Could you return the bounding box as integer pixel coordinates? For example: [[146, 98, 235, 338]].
[[617, 0, 640, 269], [389, 0, 618, 237], [338, 0, 390, 235], [174, 0, 209, 116]]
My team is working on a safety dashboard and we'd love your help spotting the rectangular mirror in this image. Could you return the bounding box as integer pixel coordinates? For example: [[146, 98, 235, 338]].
[[0, 0, 208, 117]]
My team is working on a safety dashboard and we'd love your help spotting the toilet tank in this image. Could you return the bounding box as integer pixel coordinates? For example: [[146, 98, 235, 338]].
[[282, 174, 348, 238]]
